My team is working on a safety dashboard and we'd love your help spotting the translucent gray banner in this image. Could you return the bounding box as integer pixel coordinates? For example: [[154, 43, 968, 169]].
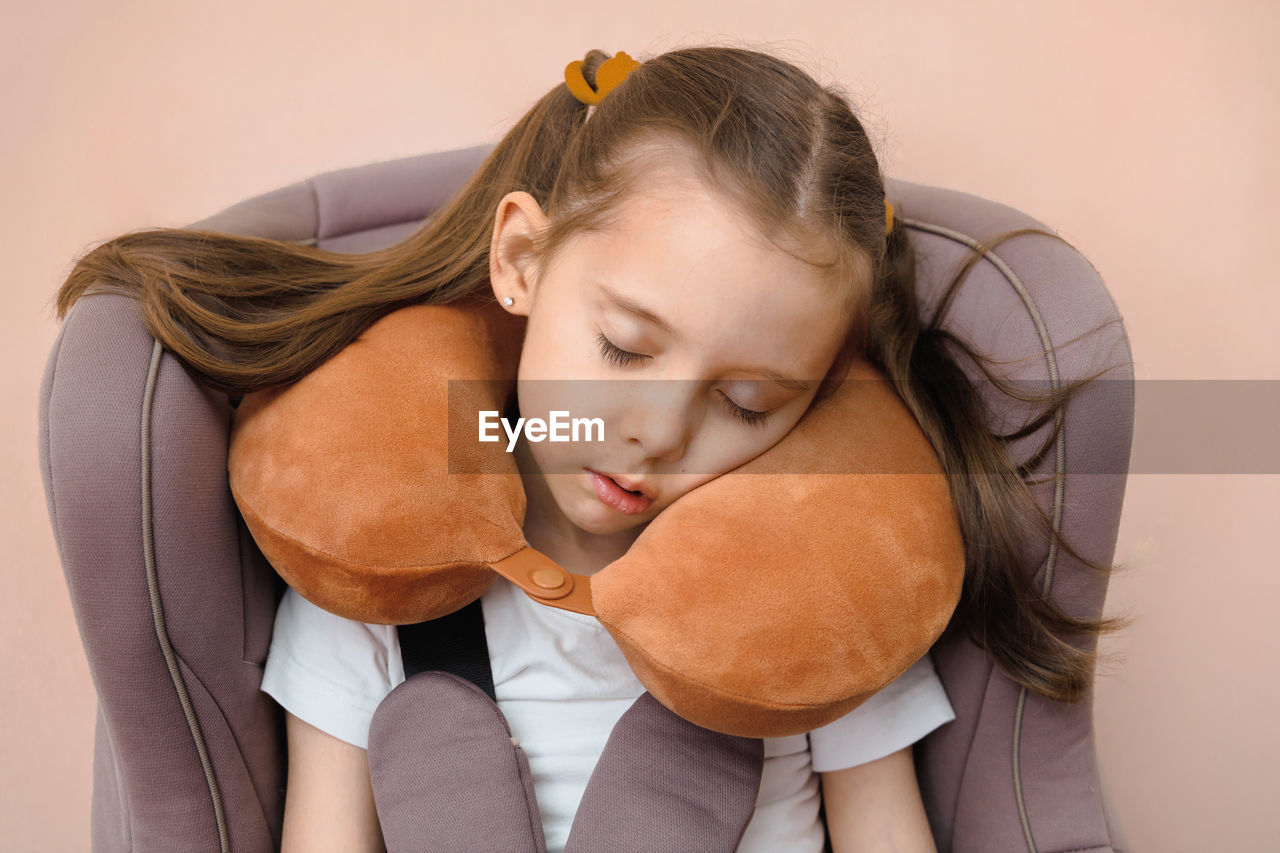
[[443, 379, 1280, 475]]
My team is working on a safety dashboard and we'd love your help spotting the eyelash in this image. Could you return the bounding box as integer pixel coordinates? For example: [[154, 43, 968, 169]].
[[594, 332, 773, 429]]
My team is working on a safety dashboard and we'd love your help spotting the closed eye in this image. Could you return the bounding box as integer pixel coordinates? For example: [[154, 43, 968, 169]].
[[594, 332, 774, 429], [595, 331, 649, 367], [717, 391, 772, 429]]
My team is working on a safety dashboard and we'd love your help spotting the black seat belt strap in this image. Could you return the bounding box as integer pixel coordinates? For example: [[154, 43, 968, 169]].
[[396, 597, 497, 703]]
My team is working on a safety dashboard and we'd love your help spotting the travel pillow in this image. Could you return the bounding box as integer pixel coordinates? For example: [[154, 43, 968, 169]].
[[227, 295, 965, 738]]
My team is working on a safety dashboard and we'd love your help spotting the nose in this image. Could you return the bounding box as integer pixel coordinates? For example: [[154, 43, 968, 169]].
[[618, 379, 697, 463]]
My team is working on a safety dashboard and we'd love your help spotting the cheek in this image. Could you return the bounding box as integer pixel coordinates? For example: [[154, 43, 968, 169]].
[[517, 309, 599, 382], [515, 329, 554, 383], [525, 436, 572, 473], [707, 418, 800, 476]]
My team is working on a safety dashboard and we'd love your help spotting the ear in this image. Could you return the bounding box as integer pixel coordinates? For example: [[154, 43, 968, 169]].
[[489, 191, 549, 317]]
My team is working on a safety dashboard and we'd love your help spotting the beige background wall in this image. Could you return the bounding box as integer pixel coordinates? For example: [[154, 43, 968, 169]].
[[4, 2, 1276, 850]]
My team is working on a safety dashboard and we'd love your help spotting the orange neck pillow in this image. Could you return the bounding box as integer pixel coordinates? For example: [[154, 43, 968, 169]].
[[227, 295, 964, 738]]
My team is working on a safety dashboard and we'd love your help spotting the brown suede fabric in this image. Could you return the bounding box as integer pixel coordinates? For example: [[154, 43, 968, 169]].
[[228, 296, 527, 623], [228, 298, 965, 737], [593, 356, 964, 736]]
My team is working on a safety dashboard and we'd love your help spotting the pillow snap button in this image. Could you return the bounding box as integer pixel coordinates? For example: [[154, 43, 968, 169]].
[[530, 568, 566, 590]]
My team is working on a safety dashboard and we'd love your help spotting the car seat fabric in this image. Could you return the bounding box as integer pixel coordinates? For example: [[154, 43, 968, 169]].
[[368, 671, 765, 853], [263, 567, 956, 851], [38, 142, 1133, 852]]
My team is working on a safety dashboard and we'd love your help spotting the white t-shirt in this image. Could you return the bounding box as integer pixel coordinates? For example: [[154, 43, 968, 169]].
[[262, 577, 955, 852]]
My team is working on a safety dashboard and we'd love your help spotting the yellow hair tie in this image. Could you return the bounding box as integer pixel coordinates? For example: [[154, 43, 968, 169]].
[[885, 199, 894, 235], [564, 51, 642, 106]]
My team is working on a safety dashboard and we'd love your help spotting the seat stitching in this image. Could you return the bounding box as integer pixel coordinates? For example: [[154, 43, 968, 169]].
[[141, 339, 231, 852], [902, 215, 1066, 853]]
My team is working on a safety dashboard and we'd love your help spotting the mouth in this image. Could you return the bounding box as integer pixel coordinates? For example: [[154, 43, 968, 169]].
[[595, 470, 654, 499], [587, 469, 655, 514]]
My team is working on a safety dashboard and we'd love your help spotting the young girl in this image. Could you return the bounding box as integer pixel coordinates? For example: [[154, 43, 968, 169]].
[[55, 44, 1127, 853]]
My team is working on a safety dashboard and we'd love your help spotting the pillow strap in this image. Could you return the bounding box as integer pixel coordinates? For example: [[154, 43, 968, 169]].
[[395, 598, 497, 702]]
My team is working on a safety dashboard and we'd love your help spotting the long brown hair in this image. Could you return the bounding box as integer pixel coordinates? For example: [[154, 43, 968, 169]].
[[54, 45, 1130, 704]]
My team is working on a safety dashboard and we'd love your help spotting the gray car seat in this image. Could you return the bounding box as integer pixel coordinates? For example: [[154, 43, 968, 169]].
[[37, 142, 1134, 852]]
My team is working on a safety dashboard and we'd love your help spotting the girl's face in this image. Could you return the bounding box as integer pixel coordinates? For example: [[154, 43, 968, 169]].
[[489, 163, 855, 547]]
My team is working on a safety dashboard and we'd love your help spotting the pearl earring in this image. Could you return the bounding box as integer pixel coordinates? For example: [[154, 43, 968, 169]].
[[503, 297, 514, 306]]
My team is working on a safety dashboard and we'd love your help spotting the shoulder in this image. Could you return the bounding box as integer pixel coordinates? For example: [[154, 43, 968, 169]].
[[269, 585, 402, 673], [807, 651, 955, 773], [261, 586, 405, 748]]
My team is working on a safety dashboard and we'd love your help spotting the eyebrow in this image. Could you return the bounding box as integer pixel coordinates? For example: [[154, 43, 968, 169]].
[[596, 282, 813, 392]]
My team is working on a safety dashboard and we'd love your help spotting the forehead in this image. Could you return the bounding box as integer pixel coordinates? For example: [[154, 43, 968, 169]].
[[569, 169, 851, 379]]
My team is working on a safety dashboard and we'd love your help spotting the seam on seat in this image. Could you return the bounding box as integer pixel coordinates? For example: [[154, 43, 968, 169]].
[[43, 304, 66, 578], [236, 509, 258, 666], [307, 176, 320, 244], [311, 174, 335, 244], [142, 338, 231, 853], [903, 216, 1068, 853], [173, 646, 280, 841]]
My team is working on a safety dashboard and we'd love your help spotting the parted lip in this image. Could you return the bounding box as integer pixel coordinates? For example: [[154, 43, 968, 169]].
[[589, 469, 655, 501]]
